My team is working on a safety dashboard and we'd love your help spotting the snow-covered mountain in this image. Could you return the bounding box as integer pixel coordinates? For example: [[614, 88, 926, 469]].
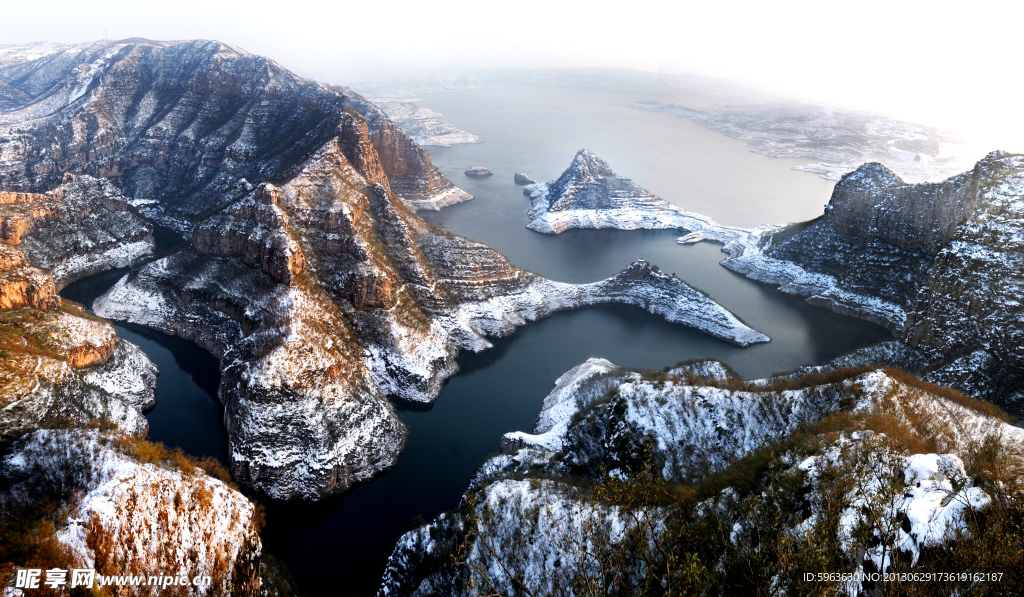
[[0, 40, 769, 502], [523, 149, 717, 234], [379, 358, 1024, 596]]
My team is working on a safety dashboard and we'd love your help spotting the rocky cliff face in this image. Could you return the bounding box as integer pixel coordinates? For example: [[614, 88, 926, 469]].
[[823, 162, 979, 255], [0, 242, 156, 439], [0, 244, 58, 309], [524, 149, 716, 234], [0, 173, 153, 288], [342, 94, 473, 211], [901, 153, 1024, 404], [703, 151, 1024, 406], [193, 183, 304, 285]]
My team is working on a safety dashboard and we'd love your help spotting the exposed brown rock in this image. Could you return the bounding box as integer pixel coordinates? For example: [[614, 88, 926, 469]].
[[341, 271, 395, 309], [0, 191, 58, 245], [193, 183, 305, 285], [0, 245, 60, 310], [65, 334, 118, 368]]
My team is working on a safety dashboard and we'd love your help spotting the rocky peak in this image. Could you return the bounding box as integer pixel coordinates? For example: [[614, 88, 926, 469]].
[[525, 150, 704, 234], [824, 160, 979, 255], [545, 149, 640, 207], [559, 149, 614, 186]]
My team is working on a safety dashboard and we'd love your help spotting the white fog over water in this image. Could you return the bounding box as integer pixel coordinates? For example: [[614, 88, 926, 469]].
[[5, 0, 1023, 152]]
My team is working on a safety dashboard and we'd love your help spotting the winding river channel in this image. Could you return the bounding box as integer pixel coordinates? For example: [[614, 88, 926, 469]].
[[64, 85, 891, 596]]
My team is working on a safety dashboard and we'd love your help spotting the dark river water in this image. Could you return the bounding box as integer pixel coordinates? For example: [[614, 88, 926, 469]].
[[64, 85, 890, 596]]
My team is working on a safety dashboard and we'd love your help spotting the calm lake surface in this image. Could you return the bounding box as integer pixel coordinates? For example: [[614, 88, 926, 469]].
[[67, 85, 890, 596]]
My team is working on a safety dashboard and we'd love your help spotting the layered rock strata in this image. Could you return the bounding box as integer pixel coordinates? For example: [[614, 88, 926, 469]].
[[524, 149, 716, 234], [1, 173, 153, 288]]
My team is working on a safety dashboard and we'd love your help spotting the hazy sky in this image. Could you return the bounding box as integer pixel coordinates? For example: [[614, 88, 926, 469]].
[[5, 0, 1023, 150]]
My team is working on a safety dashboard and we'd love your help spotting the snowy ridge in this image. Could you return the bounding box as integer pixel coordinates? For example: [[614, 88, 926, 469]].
[[51, 239, 153, 288], [799, 439, 992, 594], [506, 359, 876, 481], [401, 185, 474, 212], [503, 358, 637, 452], [524, 149, 715, 234], [4, 429, 260, 595], [443, 261, 770, 353], [379, 361, 1024, 595]]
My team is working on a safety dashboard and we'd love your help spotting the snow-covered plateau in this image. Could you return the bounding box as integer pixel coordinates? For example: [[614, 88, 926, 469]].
[[378, 359, 1024, 596], [629, 100, 974, 184]]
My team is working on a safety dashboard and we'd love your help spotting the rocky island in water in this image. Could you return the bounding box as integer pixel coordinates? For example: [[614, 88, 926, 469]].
[[523, 149, 719, 234]]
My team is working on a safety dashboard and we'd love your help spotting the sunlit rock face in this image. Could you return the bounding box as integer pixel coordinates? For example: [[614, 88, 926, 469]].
[[1, 173, 154, 289], [0, 242, 156, 439], [3, 429, 263, 596]]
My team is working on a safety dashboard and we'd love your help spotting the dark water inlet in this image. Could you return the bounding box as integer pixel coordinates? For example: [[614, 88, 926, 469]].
[[59, 228, 229, 465]]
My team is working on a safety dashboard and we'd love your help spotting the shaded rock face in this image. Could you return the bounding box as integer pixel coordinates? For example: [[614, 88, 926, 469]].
[[824, 162, 979, 255], [545, 149, 616, 205], [742, 151, 1024, 405], [0, 40, 468, 221]]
